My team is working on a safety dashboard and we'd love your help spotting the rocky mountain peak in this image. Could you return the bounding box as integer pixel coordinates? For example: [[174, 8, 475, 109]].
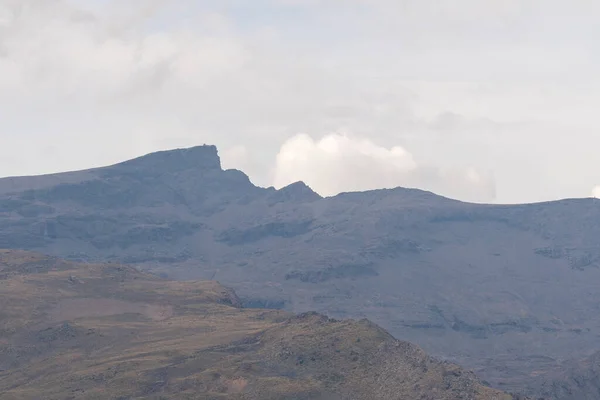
[[108, 145, 222, 175], [268, 181, 322, 204]]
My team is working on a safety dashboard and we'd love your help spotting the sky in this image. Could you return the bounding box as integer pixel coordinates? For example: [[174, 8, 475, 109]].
[[0, 0, 599, 203]]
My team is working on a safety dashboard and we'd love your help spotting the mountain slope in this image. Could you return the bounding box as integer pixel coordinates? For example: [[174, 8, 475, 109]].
[[522, 351, 600, 400], [0, 250, 512, 400], [1, 145, 600, 395]]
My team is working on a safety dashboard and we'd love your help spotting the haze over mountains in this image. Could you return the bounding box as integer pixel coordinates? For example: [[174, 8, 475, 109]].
[[1, 145, 600, 397]]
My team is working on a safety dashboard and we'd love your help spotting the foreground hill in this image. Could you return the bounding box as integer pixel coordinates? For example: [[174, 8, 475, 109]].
[[0, 250, 513, 400], [1, 145, 600, 396]]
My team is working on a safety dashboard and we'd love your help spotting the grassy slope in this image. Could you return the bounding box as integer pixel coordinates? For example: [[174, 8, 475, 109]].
[[0, 250, 513, 400]]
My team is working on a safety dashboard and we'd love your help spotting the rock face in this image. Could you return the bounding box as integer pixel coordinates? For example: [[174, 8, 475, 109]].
[[0, 145, 600, 397], [0, 250, 513, 400]]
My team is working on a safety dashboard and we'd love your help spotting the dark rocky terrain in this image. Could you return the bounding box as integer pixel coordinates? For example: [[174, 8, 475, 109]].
[[0, 250, 513, 400], [1, 145, 599, 397]]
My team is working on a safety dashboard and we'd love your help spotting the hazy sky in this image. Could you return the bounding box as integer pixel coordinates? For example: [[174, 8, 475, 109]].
[[1, 0, 599, 203]]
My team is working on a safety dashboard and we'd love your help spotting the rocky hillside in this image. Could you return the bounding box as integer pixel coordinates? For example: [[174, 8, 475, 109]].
[[1, 145, 600, 396], [0, 250, 513, 400], [522, 351, 600, 400]]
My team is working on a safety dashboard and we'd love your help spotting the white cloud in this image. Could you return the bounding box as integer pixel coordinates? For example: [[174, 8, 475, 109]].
[[273, 133, 495, 202], [592, 186, 600, 199], [0, 0, 250, 100]]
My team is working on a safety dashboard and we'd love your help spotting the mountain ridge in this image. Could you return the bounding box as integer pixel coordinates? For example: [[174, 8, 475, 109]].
[[1, 145, 599, 398], [2, 144, 592, 205]]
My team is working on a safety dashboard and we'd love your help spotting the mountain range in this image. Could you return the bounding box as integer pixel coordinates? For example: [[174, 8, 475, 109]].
[[1, 145, 600, 397]]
